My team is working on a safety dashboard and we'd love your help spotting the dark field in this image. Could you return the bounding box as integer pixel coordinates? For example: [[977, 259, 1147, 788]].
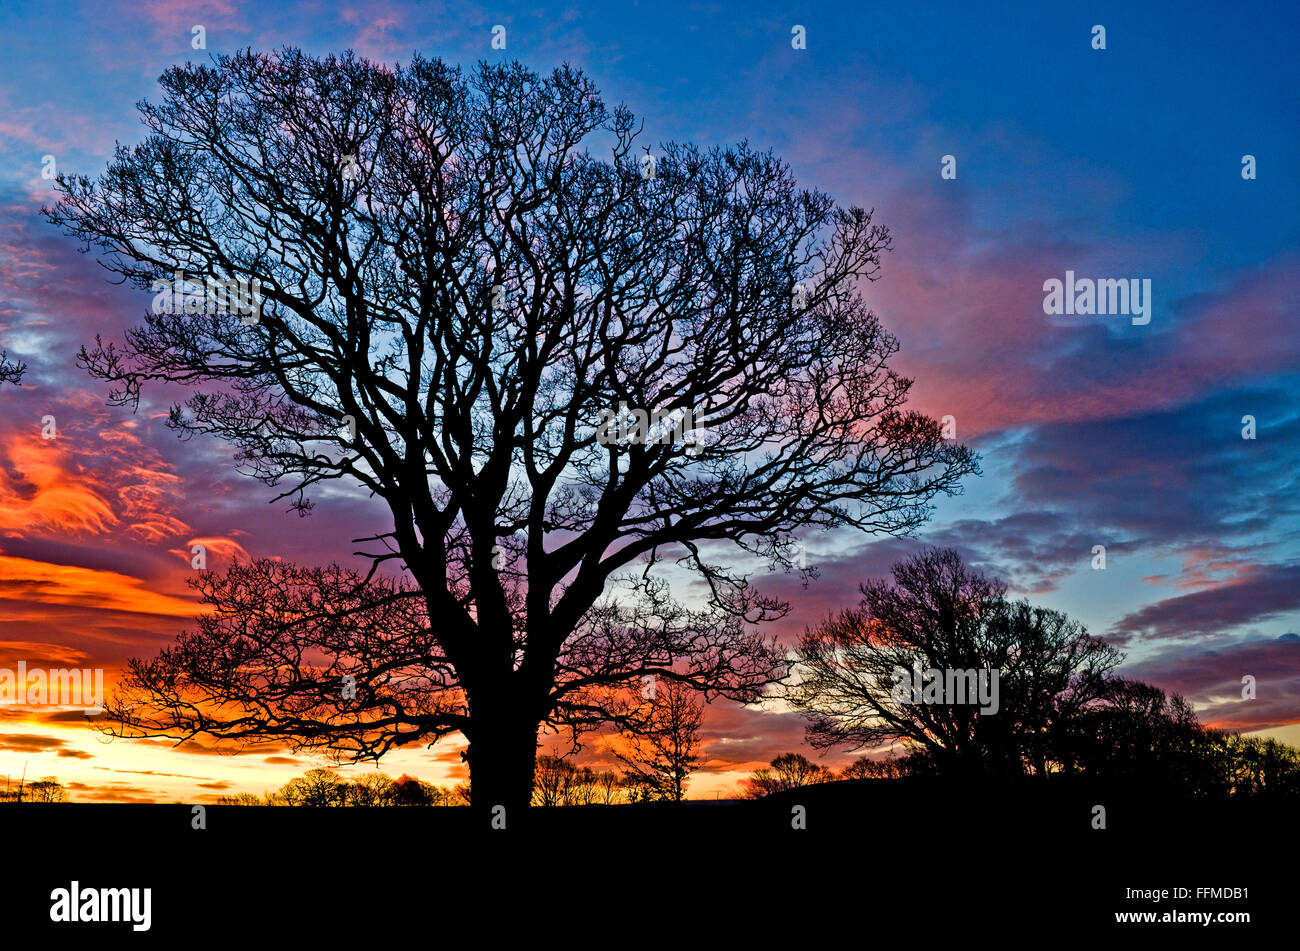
[[5, 779, 1286, 938]]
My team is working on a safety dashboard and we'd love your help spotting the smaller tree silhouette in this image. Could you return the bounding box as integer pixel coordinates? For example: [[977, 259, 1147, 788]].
[[348, 772, 397, 806], [839, 751, 930, 780], [278, 768, 348, 806], [743, 753, 834, 798], [1227, 735, 1300, 796], [0, 350, 24, 385], [615, 680, 704, 802], [390, 773, 447, 805], [789, 547, 1121, 776], [1055, 679, 1232, 793], [533, 755, 577, 806], [24, 777, 69, 803], [532, 755, 603, 806], [215, 792, 262, 806], [595, 769, 623, 804]]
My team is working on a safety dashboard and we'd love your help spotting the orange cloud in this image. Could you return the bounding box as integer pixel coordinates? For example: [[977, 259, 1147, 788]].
[[0, 438, 118, 536], [0, 415, 193, 544], [0, 640, 92, 666], [0, 555, 199, 618]]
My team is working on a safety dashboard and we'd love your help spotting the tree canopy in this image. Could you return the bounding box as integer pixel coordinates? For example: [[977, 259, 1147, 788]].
[[45, 49, 977, 809]]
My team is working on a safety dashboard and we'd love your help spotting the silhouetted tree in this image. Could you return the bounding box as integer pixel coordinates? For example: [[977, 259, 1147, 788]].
[[390, 773, 449, 805], [743, 752, 834, 797], [620, 772, 655, 804], [595, 769, 623, 804], [47, 49, 976, 810], [614, 679, 704, 802], [348, 771, 397, 806], [279, 767, 349, 806], [1053, 679, 1232, 794], [839, 751, 929, 779], [788, 548, 1121, 776], [0, 351, 24, 385], [22, 777, 68, 803], [531, 754, 602, 805], [1226, 735, 1300, 797], [532, 754, 578, 806], [568, 767, 602, 805]]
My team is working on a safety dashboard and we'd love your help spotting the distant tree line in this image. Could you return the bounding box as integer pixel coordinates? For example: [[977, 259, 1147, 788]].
[[532, 756, 623, 806], [0, 776, 68, 803], [740, 733, 1300, 799], [216, 768, 469, 807]]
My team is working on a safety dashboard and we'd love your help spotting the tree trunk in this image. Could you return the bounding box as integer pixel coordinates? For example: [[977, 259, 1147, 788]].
[[465, 710, 540, 820]]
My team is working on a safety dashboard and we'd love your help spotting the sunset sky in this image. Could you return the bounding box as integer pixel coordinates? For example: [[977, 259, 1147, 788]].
[[1, 0, 1297, 802]]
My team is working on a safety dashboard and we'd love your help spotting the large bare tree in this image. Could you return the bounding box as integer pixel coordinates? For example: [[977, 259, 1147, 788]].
[[44, 49, 977, 811]]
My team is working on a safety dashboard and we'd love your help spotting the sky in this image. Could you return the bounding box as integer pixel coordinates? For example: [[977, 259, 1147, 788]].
[[0, 0, 1297, 802]]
